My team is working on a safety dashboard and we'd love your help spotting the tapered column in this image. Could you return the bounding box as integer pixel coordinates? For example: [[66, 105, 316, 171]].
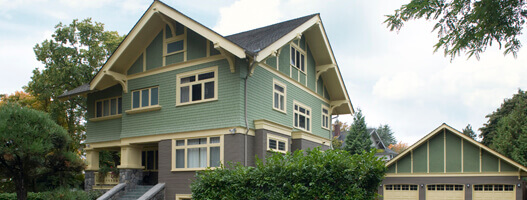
[[117, 145, 143, 191]]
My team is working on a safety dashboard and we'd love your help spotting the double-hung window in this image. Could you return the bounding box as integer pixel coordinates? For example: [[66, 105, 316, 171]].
[[131, 86, 159, 109], [293, 101, 311, 132], [173, 136, 222, 170], [176, 67, 218, 105], [290, 45, 305, 73], [95, 96, 122, 118], [267, 135, 288, 153], [273, 80, 286, 112], [321, 105, 330, 130]]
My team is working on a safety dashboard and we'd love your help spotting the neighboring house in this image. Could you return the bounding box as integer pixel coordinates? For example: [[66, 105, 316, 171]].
[[368, 128, 397, 161], [380, 123, 527, 200], [59, 1, 353, 199]]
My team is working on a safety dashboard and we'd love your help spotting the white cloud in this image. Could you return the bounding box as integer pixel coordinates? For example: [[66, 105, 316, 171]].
[[213, 0, 283, 35], [373, 71, 426, 100]]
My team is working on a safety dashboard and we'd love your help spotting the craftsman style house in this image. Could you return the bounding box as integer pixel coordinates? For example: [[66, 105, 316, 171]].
[[59, 1, 352, 199]]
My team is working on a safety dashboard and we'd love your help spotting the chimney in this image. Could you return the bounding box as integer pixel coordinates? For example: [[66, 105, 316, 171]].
[[333, 124, 341, 137]]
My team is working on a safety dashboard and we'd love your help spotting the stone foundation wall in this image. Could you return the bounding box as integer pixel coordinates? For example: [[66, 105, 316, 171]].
[[119, 169, 143, 191], [85, 171, 95, 191]]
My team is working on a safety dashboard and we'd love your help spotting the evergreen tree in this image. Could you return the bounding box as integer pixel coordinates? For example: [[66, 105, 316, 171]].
[[344, 109, 372, 154], [462, 124, 477, 140], [376, 124, 397, 146]]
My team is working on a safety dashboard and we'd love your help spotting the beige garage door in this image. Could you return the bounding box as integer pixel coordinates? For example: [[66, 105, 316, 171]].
[[473, 184, 515, 200], [383, 184, 419, 200], [426, 184, 464, 200]]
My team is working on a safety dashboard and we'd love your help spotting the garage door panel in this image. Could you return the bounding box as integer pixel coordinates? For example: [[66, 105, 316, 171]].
[[426, 184, 464, 200], [473, 184, 515, 200], [383, 184, 418, 200]]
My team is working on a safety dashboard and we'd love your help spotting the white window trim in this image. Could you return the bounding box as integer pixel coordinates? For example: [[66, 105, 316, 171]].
[[267, 134, 288, 153], [130, 86, 159, 110], [163, 24, 187, 66], [290, 43, 306, 75], [94, 96, 122, 119], [293, 100, 312, 132], [321, 105, 330, 130], [171, 135, 224, 171], [272, 79, 287, 114], [175, 66, 219, 106]]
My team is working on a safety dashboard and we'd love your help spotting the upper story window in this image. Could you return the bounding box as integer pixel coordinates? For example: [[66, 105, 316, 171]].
[[273, 80, 286, 113], [95, 96, 122, 118], [176, 66, 218, 106], [290, 45, 305, 73], [267, 135, 288, 153], [293, 101, 311, 132], [322, 105, 330, 130], [132, 86, 159, 109], [172, 136, 222, 170], [165, 23, 186, 56]]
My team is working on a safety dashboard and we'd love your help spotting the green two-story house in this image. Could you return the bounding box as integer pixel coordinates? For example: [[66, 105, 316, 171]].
[[60, 1, 353, 199]]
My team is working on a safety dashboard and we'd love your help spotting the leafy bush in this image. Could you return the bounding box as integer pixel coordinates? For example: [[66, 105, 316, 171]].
[[0, 188, 102, 200], [191, 148, 386, 200]]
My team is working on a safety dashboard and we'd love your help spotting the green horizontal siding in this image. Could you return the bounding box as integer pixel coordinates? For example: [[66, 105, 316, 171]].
[[146, 31, 163, 71], [121, 59, 243, 138], [86, 84, 122, 143]]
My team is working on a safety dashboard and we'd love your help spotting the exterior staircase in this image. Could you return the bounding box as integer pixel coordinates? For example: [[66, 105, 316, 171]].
[[117, 185, 153, 200]]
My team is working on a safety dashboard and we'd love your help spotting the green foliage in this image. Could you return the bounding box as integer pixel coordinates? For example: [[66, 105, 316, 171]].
[[98, 151, 120, 178], [462, 124, 478, 140], [0, 188, 102, 200], [480, 90, 527, 145], [191, 148, 386, 200], [0, 103, 85, 200], [343, 109, 372, 154], [331, 136, 343, 149], [385, 0, 527, 60], [376, 124, 397, 146], [27, 18, 124, 154]]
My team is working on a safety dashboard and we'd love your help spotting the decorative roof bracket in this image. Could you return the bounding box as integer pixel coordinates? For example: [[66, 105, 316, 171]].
[[316, 64, 336, 80], [214, 43, 236, 73], [330, 100, 347, 111], [103, 70, 128, 93]]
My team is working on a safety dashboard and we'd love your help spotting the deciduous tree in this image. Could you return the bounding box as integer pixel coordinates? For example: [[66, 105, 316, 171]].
[[385, 0, 527, 60], [388, 141, 409, 154]]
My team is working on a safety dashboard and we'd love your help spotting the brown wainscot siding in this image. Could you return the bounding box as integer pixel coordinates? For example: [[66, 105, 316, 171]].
[[158, 139, 195, 198], [224, 133, 255, 167], [291, 138, 330, 152], [254, 129, 292, 164]]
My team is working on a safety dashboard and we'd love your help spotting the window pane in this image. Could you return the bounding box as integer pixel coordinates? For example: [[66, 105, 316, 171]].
[[141, 89, 149, 107], [204, 82, 214, 99], [192, 84, 202, 101], [181, 76, 195, 84], [279, 95, 284, 110], [151, 87, 159, 106], [103, 100, 109, 116], [323, 108, 328, 114], [290, 47, 295, 66], [294, 113, 298, 127], [299, 107, 305, 114], [199, 147, 207, 168], [294, 105, 298, 110], [296, 51, 300, 68], [176, 140, 185, 146], [306, 110, 310, 115], [210, 147, 220, 167], [274, 93, 279, 109], [141, 151, 146, 167], [278, 141, 285, 151], [167, 40, 184, 53], [307, 118, 310, 131], [132, 91, 140, 108], [147, 150, 154, 170], [210, 137, 220, 144], [176, 149, 184, 168], [188, 139, 200, 145], [300, 54, 305, 71], [299, 115, 305, 129], [198, 72, 214, 80], [187, 148, 200, 168], [180, 86, 189, 103], [110, 98, 117, 115], [118, 97, 122, 114], [269, 139, 277, 149], [274, 84, 284, 93], [96, 101, 102, 117]]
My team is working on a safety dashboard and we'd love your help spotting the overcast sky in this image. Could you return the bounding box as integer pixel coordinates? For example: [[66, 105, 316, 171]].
[[1, 0, 526, 145]]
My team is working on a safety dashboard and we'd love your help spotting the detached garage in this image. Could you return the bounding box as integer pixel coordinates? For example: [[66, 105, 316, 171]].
[[379, 124, 527, 200]]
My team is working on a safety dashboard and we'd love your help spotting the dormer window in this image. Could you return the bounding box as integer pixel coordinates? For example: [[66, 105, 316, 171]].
[[290, 45, 305, 73]]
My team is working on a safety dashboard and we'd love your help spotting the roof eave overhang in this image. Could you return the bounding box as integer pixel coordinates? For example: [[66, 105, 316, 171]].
[[90, 1, 246, 91]]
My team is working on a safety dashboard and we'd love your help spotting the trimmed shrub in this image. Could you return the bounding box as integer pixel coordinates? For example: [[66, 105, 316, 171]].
[[0, 188, 102, 200], [191, 148, 386, 200]]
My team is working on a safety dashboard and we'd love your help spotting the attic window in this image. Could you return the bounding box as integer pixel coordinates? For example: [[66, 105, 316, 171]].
[[290, 45, 305, 73], [167, 40, 184, 54]]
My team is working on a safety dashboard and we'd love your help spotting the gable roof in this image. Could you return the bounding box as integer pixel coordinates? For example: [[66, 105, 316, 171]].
[[226, 14, 318, 54], [386, 123, 527, 173], [369, 129, 387, 150], [59, 1, 354, 115]]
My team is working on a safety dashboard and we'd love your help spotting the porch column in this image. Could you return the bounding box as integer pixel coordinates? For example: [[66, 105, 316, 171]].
[[85, 149, 99, 191], [117, 145, 143, 191]]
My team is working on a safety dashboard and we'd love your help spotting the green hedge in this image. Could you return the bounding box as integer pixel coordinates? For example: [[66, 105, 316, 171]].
[[191, 148, 386, 200], [0, 188, 102, 200]]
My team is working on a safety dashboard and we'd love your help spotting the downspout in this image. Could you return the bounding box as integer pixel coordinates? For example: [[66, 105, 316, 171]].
[[244, 54, 259, 166]]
